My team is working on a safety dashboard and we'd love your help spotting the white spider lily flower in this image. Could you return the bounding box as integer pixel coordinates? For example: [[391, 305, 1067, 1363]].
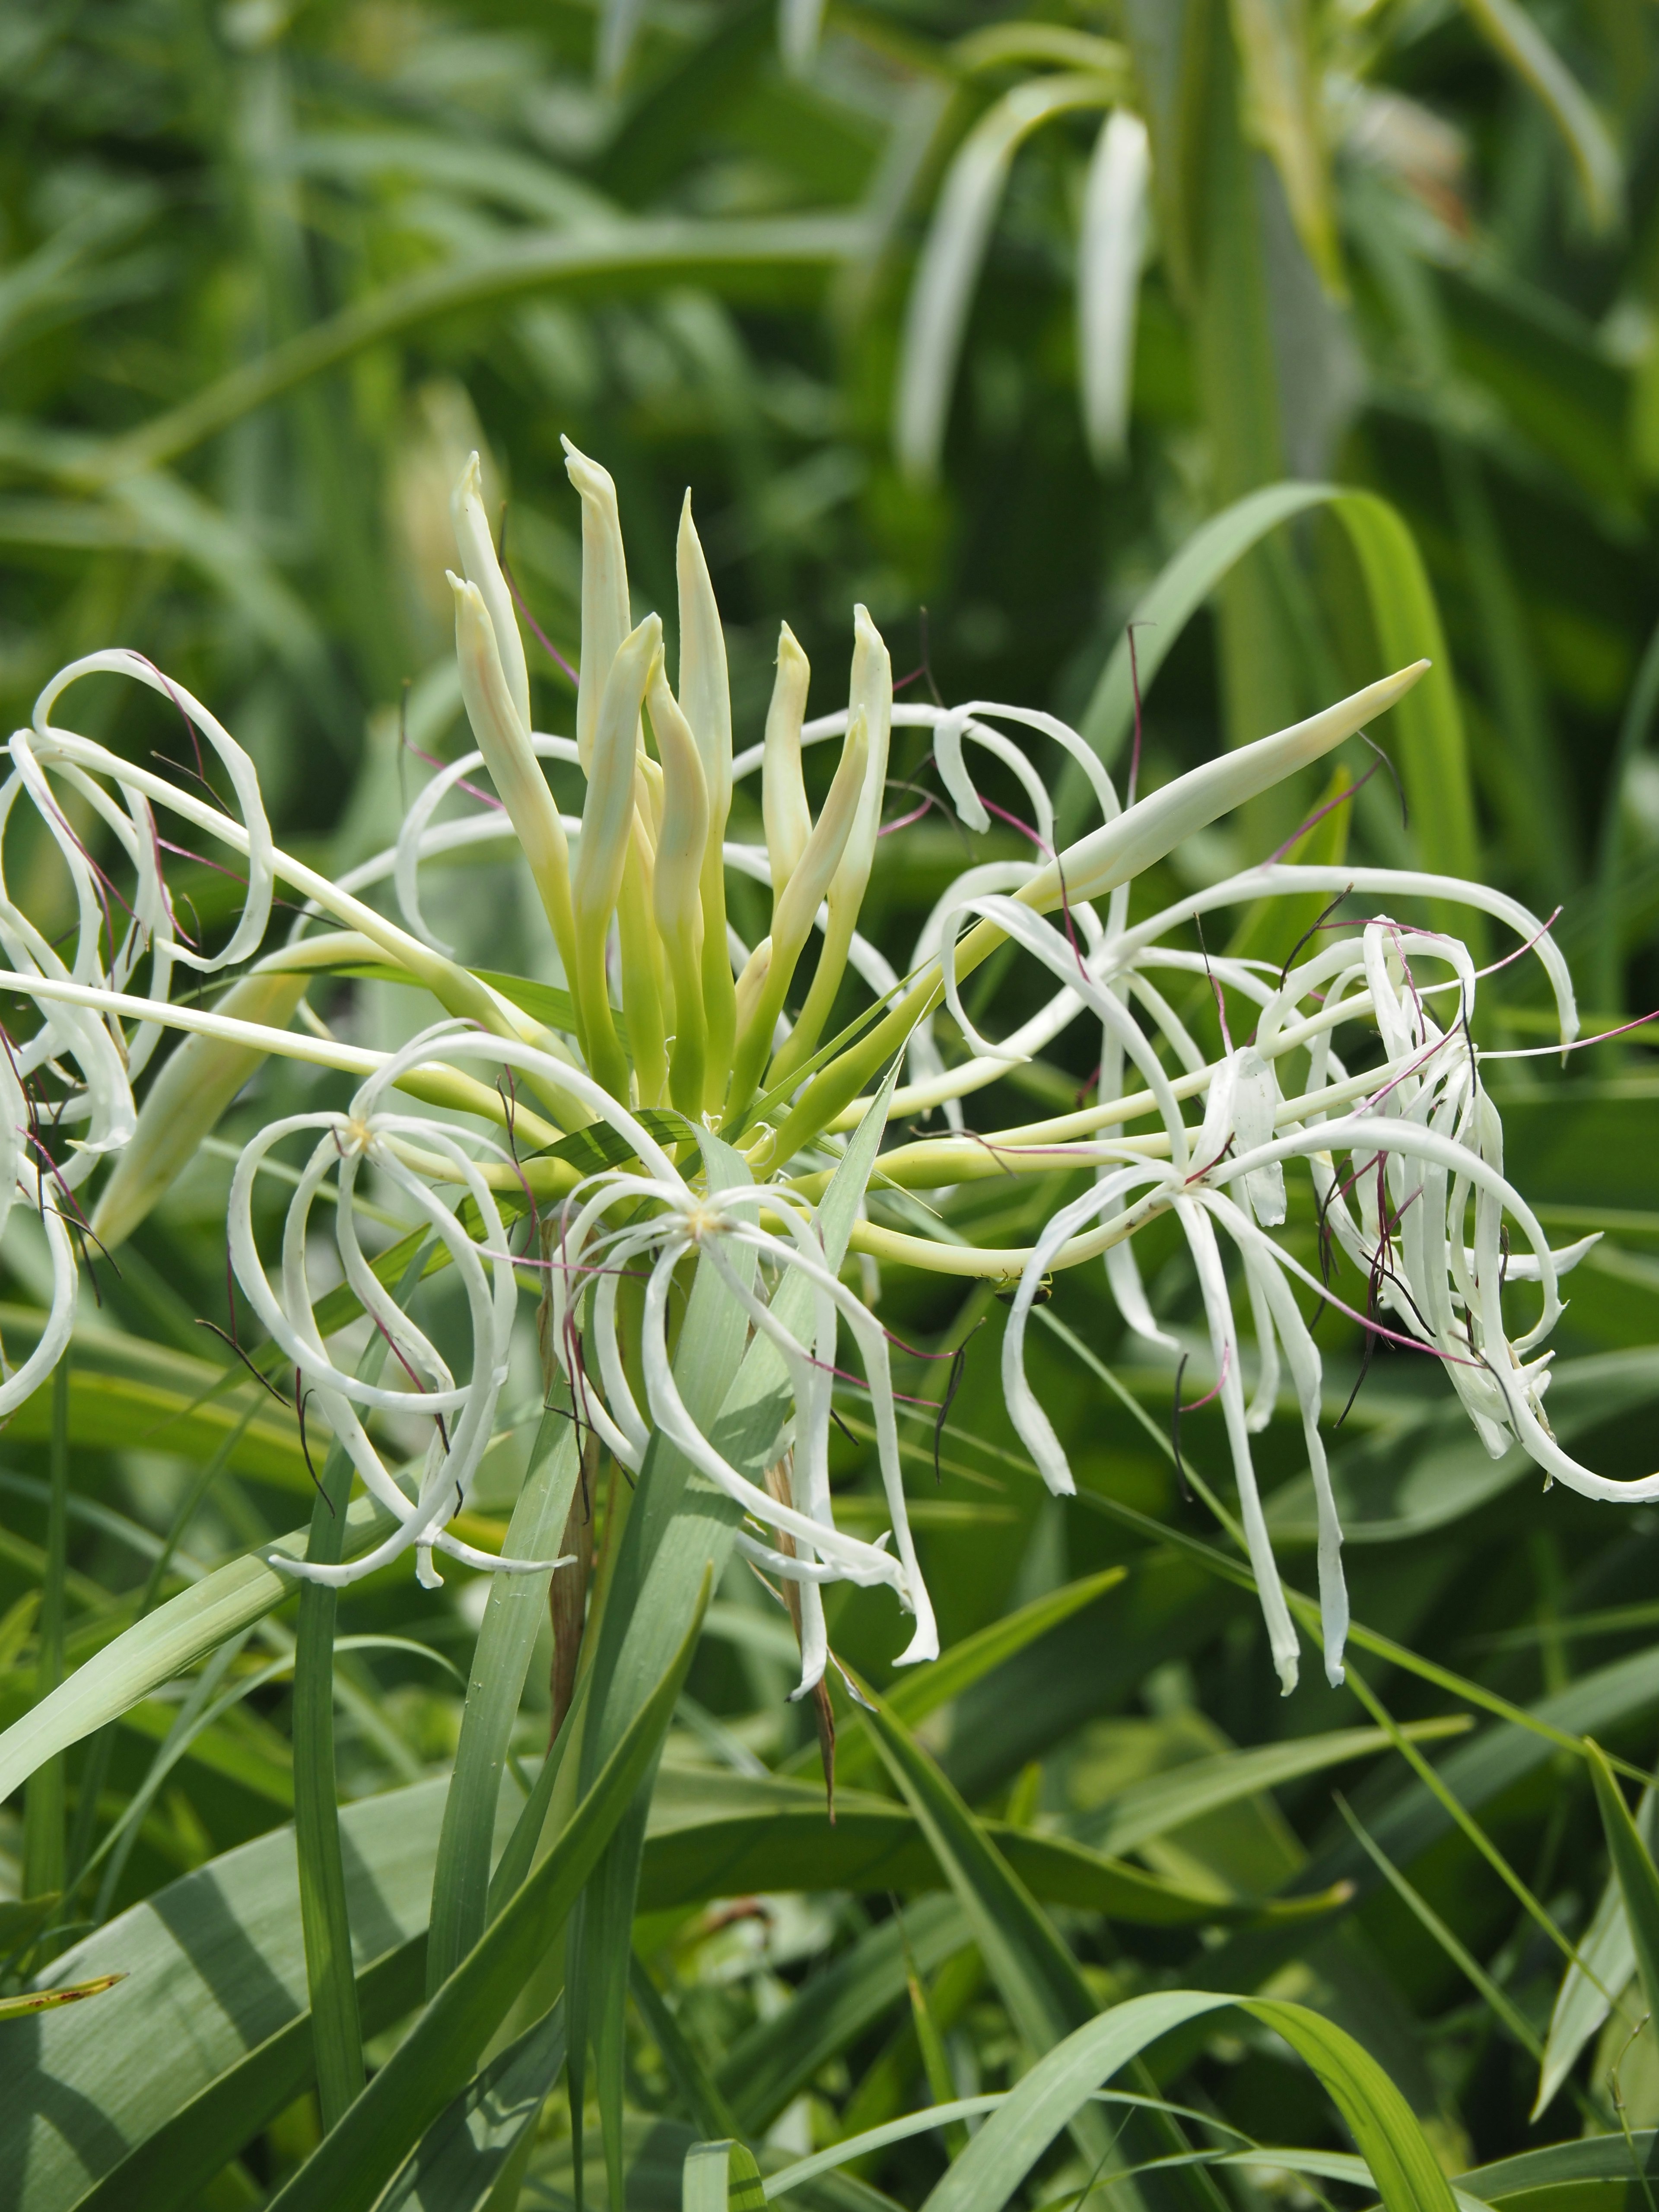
[[983, 874, 1604, 1690], [226, 1024, 666, 1589], [0, 653, 278, 1195], [32, 650, 276, 973], [0, 1043, 81, 1422], [1198, 1046, 1286, 1227], [8, 438, 1642, 1703]]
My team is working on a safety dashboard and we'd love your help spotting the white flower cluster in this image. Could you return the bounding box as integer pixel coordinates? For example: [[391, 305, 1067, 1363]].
[[0, 443, 1632, 1694]]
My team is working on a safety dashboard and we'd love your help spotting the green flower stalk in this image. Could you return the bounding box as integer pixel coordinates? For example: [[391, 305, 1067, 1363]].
[[448, 457, 579, 992], [647, 649, 710, 1116], [563, 438, 632, 774], [763, 623, 814, 898], [677, 495, 738, 1110], [766, 605, 891, 1087], [571, 614, 661, 1103], [727, 705, 869, 1116]]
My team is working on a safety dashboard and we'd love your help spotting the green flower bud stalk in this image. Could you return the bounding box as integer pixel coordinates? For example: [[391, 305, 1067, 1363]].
[[572, 615, 661, 1102], [563, 438, 632, 774], [619, 807, 670, 1109], [677, 496, 737, 1109], [449, 574, 579, 995], [451, 452, 531, 738], [766, 606, 890, 1087], [647, 652, 710, 1117], [762, 623, 813, 901], [726, 706, 869, 1116]]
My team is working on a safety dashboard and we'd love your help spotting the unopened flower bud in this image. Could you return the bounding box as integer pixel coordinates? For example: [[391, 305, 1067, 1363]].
[[648, 654, 709, 1116], [563, 438, 632, 773], [451, 450, 530, 741], [828, 605, 893, 916], [764, 609, 890, 1086], [763, 624, 812, 900], [572, 614, 661, 1100], [449, 573, 578, 985], [729, 709, 868, 1109], [677, 493, 737, 1104], [91, 969, 309, 1249]]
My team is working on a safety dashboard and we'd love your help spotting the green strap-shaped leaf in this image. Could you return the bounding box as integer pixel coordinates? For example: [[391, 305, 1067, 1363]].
[[292, 1263, 424, 2130], [1078, 482, 1324, 773], [1228, 0, 1340, 291], [1070, 1719, 1468, 1858], [789, 1567, 1126, 1790], [22, 1363, 70, 1901], [864, 1707, 1098, 2050], [893, 75, 1119, 484], [426, 1389, 582, 1993], [1302, 1647, 1659, 1902], [568, 1132, 759, 2210], [630, 1955, 744, 2142], [377, 1999, 566, 2212], [1533, 1781, 1654, 2117], [264, 1570, 710, 2212], [1073, 480, 1477, 888], [1586, 1738, 1659, 2031], [1334, 1798, 1542, 2059], [1333, 489, 1478, 895], [683, 2137, 767, 2212], [0, 1491, 402, 1802], [865, 1697, 1147, 2198], [1249, 2000, 1458, 2212], [1459, 0, 1620, 231], [562, 1065, 905, 2210], [639, 1762, 1333, 1926], [71, 1945, 428, 2212], [716, 1893, 967, 2134], [0, 1972, 124, 2020], [7, 1779, 462, 2211], [1456, 2130, 1659, 2200], [917, 1989, 1456, 2212]]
